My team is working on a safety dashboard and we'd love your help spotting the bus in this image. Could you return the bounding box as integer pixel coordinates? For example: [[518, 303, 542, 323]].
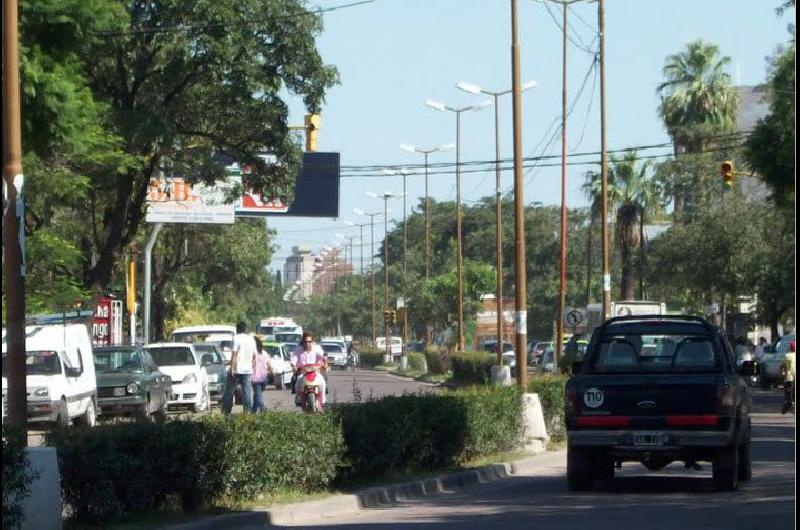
[[258, 317, 302, 344]]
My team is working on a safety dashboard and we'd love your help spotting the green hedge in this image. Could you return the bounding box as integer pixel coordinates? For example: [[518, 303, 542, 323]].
[[2, 425, 37, 529], [358, 348, 384, 368], [45, 412, 344, 525], [451, 351, 495, 385], [335, 386, 522, 483], [528, 375, 569, 441], [407, 351, 426, 372], [423, 347, 451, 375]]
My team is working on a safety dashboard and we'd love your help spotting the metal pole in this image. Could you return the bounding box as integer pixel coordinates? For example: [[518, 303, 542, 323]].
[[371, 216, 376, 346], [556, 0, 569, 368], [359, 224, 364, 289], [511, 0, 528, 389], [456, 111, 464, 352], [494, 93, 504, 366], [403, 173, 408, 364], [425, 152, 430, 279], [383, 197, 391, 363], [599, 0, 611, 319], [3, 0, 28, 435], [143, 222, 163, 344]]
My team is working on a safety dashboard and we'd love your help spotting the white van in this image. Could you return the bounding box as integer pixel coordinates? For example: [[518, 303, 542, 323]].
[[375, 336, 403, 356], [172, 325, 236, 364], [1, 324, 98, 427]]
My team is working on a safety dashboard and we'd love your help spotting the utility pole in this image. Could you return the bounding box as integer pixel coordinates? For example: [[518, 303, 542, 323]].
[[599, 0, 611, 319], [511, 0, 528, 389], [3, 0, 28, 435], [354, 209, 382, 348], [556, 0, 569, 368]]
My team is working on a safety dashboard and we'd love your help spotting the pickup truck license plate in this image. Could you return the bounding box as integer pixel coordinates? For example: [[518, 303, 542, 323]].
[[633, 432, 665, 446], [113, 387, 125, 397]]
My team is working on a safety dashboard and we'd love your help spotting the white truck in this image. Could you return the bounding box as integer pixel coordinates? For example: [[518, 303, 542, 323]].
[[584, 301, 667, 337], [258, 317, 302, 344], [2, 323, 98, 427]]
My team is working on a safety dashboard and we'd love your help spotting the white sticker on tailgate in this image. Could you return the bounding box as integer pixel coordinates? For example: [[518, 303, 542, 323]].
[[583, 388, 604, 408]]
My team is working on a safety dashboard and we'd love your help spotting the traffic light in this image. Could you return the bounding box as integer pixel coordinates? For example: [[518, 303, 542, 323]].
[[721, 160, 734, 189], [384, 310, 391, 325], [390, 310, 396, 326], [304, 113, 321, 152]]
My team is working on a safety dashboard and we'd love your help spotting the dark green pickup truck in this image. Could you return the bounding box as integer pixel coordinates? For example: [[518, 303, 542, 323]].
[[564, 315, 757, 492]]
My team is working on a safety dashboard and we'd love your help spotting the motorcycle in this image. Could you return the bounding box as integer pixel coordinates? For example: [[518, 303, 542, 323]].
[[295, 362, 325, 413]]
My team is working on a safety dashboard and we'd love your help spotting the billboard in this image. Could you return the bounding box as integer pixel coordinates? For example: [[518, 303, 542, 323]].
[[145, 177, 238, 224]]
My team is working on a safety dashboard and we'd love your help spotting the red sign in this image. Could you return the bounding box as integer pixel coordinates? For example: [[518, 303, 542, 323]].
[[92, 298, 112, 346]]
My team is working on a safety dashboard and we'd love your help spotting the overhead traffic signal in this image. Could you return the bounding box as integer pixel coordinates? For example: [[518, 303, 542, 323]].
[[304, 113, 321, 152], [721, 160, 734, 189]]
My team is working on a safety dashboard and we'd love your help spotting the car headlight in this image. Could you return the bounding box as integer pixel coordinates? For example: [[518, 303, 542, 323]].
[[126, 382, 139, 395], [32, 387, 49, 398], [182, 373, 197, 384]]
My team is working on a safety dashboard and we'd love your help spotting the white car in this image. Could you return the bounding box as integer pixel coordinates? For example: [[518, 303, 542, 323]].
[[375, 336, 403, 356], [146, 343, 210, 413], [171, 325, 236, 364], [322, 342, 348, 369], [263, 342, 293, 390]]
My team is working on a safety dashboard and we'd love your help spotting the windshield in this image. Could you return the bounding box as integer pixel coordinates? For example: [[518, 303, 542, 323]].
[[589, 333, 721, 374], [275, 333, 301, 344], [173, 331, 233, 345], [193, 345, 222, 364], [263, 345, 282, 357], [94, 349, 143, 374], [776, 335, 796, 354], [148, 347, 195, 367], [2, 351, 62, 376], [322, 344, 344, 354]]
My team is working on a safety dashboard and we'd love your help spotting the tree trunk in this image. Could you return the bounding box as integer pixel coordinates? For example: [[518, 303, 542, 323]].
[[639, 207, 646, 299], [620, 240, 634, 300]]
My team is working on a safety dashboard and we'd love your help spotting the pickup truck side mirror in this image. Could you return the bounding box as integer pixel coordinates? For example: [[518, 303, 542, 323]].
[[571, 360, 583, 374], [65, 366, 82, 378], [739, 360, 759, 376]]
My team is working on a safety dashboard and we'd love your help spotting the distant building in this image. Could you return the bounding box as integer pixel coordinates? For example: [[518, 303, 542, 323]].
[[735, 85, 771, 201], [284, 246, 315, 300], [311, 247, 353, 296], [472, 294, 516, 348]]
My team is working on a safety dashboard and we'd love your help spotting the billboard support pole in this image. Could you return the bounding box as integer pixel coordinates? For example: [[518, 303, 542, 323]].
[[143, 222, 163, 344]]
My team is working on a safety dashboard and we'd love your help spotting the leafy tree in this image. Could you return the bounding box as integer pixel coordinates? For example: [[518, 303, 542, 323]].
[[657, 40, 739, 218], [743, 36, 795, 203]]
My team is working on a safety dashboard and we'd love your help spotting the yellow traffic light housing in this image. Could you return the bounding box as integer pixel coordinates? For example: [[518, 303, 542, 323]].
[[384, 310, 391, 324], [721, 160, 734, 189], [304, 113, 321, 152], [390, 310, 396, 326]]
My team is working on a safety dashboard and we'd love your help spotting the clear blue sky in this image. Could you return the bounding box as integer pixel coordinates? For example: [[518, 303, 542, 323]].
[[267, 0, 793, 270]]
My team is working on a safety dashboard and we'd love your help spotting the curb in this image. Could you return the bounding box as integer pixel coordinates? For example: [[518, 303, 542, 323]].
[[158, 449, 566, 529]]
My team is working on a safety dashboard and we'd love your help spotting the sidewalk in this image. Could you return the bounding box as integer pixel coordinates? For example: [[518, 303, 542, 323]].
[[159, 449, 566, 529]]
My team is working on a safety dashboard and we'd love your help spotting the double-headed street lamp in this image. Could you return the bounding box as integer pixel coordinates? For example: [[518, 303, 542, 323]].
[[367, 190, 398, 364], [399, 143, 454, 279], [344, 220, 370, 288], [425, 98, 492, 352], [456, 79, 537, 366], [353, 207, 383, 347]]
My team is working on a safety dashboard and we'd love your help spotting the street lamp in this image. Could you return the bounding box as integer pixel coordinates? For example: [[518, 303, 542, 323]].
[[367, 190, 398, 363], [353, 207, 383, 347], [345, 220, 370, 289], [425, 98, 492, 352], [456, 79, 537, 367], [399, 143, 454, 279]]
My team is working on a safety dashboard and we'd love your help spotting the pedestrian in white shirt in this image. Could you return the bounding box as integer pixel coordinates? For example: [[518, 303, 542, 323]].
[[222, 321, 257, 414]]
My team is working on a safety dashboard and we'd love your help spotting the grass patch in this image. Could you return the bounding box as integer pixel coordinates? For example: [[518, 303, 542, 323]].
[[546, 438, 567, 451], [396, 368, 425, 379], [417, 372, 452, 384], [374, 363, 399, 371]]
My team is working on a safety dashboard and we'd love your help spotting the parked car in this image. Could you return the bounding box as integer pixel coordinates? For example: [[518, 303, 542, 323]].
[[2, 323, 98, 427], [93, 345, 171, 419], [760, 334, 796, 388], [146, 343, 210, 413], [376, 336, 403, 356], [322, 342, 348, 369], [171, 325, 236, 364], [263, 341, 293, 390], [407, 340, 425, 353], [193, 343, 226, 401], [531, 341, 552, 366], [565, 314, 755, 492], [481, 340, 517, 370]]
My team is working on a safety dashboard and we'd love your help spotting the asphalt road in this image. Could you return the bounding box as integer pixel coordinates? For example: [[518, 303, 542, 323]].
[[278, 389, 795, 530]]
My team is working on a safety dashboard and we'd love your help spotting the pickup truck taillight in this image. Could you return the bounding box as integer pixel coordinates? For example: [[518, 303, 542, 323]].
[[717, 384, 734, 408], [565, 385, 579, 414]]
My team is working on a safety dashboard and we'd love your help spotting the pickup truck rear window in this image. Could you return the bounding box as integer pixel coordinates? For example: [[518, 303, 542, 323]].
[[588, 334, 721, 373]]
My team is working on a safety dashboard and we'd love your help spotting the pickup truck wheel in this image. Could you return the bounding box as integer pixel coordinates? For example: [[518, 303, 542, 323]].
[[276, 373, 284, 390], [592, 455, 615, 481], [712, 444, 739, 491], [567, 446, 593, 491], [56, 398, 70, 427], [738, 436, 752, 481]]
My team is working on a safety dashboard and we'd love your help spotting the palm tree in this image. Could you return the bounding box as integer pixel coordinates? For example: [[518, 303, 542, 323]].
[[657, 40, 739, 217], [583, 152, 661, 300]]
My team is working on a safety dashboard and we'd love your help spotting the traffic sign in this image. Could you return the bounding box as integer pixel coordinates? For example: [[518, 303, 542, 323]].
[[563, 307, 588, 333]]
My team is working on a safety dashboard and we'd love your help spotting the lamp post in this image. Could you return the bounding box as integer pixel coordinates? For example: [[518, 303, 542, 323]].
[[383, 169, 412, 367], [456, 79, 537, 368], [337, 233, 359, 294], [345, 221, 369, 289], [367, 190, 398, 364], [353, 207, 383, 347], [399, 143, 454, 279], [425, 98, 492, 352]]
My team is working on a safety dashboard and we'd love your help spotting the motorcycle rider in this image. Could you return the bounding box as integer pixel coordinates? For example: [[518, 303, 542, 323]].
[[290, 331, 328, 406]]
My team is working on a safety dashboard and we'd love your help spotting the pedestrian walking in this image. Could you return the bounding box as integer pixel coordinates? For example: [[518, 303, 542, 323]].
[[251, 337, 271, 413], [222, 321, 256, 415]]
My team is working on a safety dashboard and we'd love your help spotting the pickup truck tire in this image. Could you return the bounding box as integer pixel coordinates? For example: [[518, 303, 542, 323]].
[[567, 446, 593, 491], [56, 398, 70, 427], [738, 436, 752, 481], [712, 444, 739, 491], [592, 455, 615, 481], [276, 372, 285, 390]]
